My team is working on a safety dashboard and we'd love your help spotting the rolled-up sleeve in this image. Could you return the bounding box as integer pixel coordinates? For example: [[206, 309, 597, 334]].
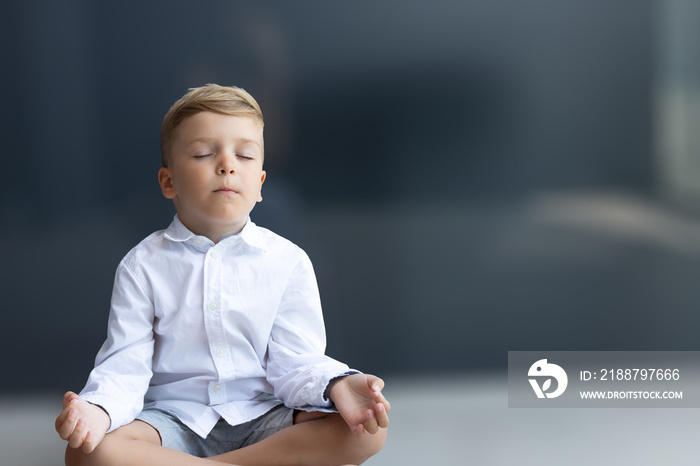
[[265, 252, 357, 410], [80, 258, 155, 432]]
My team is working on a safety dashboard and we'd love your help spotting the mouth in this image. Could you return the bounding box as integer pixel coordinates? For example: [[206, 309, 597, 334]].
[[214, 187, 238, 194]]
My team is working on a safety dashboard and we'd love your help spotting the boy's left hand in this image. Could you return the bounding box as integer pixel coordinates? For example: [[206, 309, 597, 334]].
[[328, 374, 390, 436]]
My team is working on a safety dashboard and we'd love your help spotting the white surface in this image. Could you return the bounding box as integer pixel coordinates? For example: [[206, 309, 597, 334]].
[[2, 372, 699, 465]]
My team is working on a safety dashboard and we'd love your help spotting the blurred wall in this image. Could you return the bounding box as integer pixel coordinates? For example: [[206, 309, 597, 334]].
[[656, 0, 700, 206], [3, 0, 690, 395]]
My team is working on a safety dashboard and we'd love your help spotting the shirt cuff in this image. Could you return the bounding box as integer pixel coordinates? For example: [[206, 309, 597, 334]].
[[79, 392, 133, 433]]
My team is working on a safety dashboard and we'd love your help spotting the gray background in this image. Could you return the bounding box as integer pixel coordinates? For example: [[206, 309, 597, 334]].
[[2, 1, 700, 464]]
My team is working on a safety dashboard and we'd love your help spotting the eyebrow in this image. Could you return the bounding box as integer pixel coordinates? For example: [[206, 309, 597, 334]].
[[186, 137, 262, 148]]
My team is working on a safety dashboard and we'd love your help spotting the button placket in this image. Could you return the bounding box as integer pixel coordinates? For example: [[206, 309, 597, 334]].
[[203, 243, 231, 397], [208, 245, 238, 385]]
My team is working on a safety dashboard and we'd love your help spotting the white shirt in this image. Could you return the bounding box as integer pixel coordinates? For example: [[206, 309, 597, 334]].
[[80, 216, 354, 438]]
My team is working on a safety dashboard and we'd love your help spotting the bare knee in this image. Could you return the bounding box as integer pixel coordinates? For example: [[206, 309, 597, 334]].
[[65, 444, 106, 466], [65, 439, 120, 466], [325, 414, 387, 465], [64, 421, 160, 466], [355, 425, 388, 464], [65, 445, 83, 466]]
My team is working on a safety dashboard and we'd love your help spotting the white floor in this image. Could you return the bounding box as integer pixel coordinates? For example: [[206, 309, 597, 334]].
[[3, 372, 698, 466]]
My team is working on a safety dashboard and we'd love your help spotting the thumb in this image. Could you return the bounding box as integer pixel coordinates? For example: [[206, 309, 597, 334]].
[[366, 375, 385, 395], [63, 391, 79, 409]]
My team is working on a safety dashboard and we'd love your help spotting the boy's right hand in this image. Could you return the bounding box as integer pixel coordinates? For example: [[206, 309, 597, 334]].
[[55, 391, 111, 454]]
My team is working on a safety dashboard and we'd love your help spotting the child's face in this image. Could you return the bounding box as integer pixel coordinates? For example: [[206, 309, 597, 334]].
[[158, 111, 266, 242]]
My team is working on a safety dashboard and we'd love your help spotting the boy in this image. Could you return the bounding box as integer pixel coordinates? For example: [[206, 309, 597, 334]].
[[55, 84, 389, 466]]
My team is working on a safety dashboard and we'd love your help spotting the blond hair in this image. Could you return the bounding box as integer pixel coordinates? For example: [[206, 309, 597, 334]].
[[160, 84, 264, 167]]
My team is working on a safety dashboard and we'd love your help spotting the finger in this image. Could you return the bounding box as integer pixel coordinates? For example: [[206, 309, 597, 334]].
[[374, 402, 390, 429], [367, 376, 385, 396], [57, 397, 82, 435], [373, 391, 391, 412], [58, 409, 79, 441], [68, 418, 87, 449], [55, 407, 69, 433], [354, 423, 366, 437], [63, 391, 79, 409], [69, 419, 89, 449], [362, 409, 379, 435], [82, 431, 97, 454]]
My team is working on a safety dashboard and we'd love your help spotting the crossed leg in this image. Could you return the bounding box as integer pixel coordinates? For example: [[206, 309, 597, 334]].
[[65, 411, 386, 466], [210, 411, 385, 465]]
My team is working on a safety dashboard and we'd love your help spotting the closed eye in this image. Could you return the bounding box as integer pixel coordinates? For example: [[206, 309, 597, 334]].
[[237, 154, 254, 160], [194, 154, 213, 159]]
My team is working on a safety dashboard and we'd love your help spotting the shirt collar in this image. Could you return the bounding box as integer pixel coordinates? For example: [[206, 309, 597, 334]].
[[235, 219, 268, 252], [163, 215, 267, 252], [163, 215, 196, 243]]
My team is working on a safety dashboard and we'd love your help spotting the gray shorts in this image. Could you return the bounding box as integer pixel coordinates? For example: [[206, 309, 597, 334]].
[[135, 405, 295, 457]]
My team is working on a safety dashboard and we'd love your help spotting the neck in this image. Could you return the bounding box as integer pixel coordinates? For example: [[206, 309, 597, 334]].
[[177, 215, 248, 244]]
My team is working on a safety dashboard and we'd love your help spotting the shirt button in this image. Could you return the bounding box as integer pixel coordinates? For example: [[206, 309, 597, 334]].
[[213, 384, 222, 392], [210, 250, 218, 259], [209, 302, 218, 310], [216, 348, 224, 357], [193, 238, 202, 246]]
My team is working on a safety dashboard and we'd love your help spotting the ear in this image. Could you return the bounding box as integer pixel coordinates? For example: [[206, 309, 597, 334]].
[[158, 167, 177, 199], [257, 170, 267, 202]]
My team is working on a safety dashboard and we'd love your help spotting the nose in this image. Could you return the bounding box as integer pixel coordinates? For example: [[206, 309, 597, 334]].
[[217, 153, 235, 175]]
